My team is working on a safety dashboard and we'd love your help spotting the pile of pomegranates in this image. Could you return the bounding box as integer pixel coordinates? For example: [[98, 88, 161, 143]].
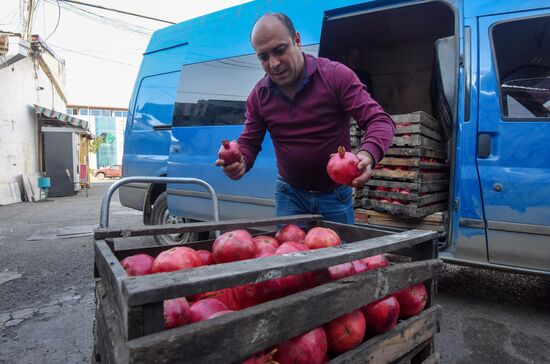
[[119, 223, 429, 363]]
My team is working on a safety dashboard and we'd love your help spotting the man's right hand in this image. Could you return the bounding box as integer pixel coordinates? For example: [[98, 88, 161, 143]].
[[215, 157, 246, 180]]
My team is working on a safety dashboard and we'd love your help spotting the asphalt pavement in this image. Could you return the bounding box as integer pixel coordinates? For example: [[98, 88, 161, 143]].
[[0, 182, 548, 363]]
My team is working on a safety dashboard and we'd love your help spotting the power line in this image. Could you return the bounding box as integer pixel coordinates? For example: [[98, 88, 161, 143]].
[[44, 0, 153, 37], [58, 0, 175, 24], [44, 0, 60, 41], [49, 43, 137, 66]]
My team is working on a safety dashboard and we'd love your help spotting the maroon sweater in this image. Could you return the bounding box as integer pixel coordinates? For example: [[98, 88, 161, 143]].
[[239, 53, 395, 192]]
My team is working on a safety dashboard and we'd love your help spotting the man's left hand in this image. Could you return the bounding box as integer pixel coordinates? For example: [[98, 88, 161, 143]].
[[352, 150, 374, 187]]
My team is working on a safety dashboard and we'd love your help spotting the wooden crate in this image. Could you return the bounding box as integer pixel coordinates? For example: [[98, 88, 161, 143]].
[[92, 215, 443, 364], [355, 209, 446, 232], [361, 112, 449, 218]]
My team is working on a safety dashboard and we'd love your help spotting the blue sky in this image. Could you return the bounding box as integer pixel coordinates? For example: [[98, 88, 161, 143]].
[[2, 0, 251, 107]]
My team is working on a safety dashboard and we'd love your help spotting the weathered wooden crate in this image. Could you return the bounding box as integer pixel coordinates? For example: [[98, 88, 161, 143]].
[[361, 112, 449, 218], [92, 214, 443, 364], [355, 209, 446, 232]]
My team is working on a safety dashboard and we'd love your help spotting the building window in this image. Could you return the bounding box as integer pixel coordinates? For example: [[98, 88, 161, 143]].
[[66, 108, 74, 115], [79, 109, 88, 116], [91, 109, 102, 116], [102, 110, 111, 116]]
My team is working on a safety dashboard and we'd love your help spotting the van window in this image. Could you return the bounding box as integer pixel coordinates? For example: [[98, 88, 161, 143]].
[[492, 16, 550, 119], [133, 72, 180, 130], [173, 45, 319, 127]]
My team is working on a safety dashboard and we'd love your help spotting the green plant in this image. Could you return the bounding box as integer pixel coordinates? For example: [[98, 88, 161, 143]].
[[89, 135, 105, 154]]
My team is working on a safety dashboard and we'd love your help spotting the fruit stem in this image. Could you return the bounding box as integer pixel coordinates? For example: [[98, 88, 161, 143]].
[[338, 145, 346, 158]]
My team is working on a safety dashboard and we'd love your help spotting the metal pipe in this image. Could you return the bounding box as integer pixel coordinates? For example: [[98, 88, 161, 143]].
[[99, 177, 220, 237]]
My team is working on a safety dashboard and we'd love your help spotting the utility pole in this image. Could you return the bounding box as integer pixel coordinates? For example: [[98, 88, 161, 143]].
[[21, 0, 35, 41]]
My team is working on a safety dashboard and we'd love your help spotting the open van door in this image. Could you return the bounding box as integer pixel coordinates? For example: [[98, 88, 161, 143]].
[[477, 11, 550, 272]]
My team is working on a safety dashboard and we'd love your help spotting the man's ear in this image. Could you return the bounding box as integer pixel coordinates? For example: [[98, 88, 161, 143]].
[[294, 32, 302, 48]]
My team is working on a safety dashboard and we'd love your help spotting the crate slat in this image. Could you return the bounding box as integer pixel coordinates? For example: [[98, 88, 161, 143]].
[[94, 214, 322, 240], [328, 305, 441, 364], [362, 200, 448, 218]]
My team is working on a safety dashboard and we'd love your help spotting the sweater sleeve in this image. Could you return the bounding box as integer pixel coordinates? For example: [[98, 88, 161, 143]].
[[333, 63, 396, 164], [237, 88, 267, 172]]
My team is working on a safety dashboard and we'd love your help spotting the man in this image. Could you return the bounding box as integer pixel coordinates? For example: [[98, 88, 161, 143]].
[[215, 13, 395, 224]]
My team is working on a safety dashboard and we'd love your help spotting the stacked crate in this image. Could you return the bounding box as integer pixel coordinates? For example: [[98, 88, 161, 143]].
[[359, 112, 449, 218], [364, 112, 449, 218]]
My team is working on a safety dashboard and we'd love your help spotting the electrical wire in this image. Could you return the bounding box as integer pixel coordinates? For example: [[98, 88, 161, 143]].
[[43, 0, 153, 37], [49, 43, 137, 66], [44, 0, 60, 41], [58, 0, 175, 24]]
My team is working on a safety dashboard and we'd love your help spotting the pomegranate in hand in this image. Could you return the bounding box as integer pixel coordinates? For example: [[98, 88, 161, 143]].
[[327, 146, 361, 186], [218, 139, 242, 165]]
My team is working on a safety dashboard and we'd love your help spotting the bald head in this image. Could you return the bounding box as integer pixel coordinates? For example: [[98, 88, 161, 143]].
[[250, 13, 304, 92], [251, 13, 296, 45]]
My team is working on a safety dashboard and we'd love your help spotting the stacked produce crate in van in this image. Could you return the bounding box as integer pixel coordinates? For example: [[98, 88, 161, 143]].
[[351, 112, 449, 219]]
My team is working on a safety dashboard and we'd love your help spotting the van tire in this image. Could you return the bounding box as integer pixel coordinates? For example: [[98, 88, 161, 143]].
[[96, 172, 105, 180], [150, 192, 204, 245]]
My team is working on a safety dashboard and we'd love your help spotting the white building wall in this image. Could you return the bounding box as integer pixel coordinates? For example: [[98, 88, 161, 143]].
[[0, 36, 67, 204], [115, 116, 126, 165]]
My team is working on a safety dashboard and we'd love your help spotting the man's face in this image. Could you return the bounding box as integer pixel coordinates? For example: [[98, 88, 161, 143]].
[[251, 17, 304, 90]]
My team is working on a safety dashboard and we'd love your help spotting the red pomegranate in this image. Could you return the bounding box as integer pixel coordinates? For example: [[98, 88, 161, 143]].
[[253, 235, 280, 256], [163, 297, 191, 329], [212, 229, 256, 264], [351, 259, 369, 274], [253, 252, 285, 301], [242, 349, 278, 364], [394, 283, 428, 318], [275, 241, 309, 255], [218, 139, 242, 165], [208, 310, 235, 319], [364, 255, 389, 270], [275, 243, 310, 295], [305, 269, 331, 288], [152, 247, 202, 273], [304, 227, 341, 250], [233, 283, 263, 309], [192, 288, 239, 310], [327, 146, 361, 186], [324, 310, 366, 354], [361, 295, 400, 334], [189, 298, 230, 323], [120, 254, 154, 276], [196, 250, 215, 266], [274, 327, 328, 364], [327, 262, 356, 281], [275, 224, 306, 244]]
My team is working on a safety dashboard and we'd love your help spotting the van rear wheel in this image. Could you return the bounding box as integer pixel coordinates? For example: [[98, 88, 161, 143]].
[[150, 192, 204, 245]]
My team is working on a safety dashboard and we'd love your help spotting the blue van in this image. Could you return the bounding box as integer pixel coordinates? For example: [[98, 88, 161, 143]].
[[120, 0, 550, 275]]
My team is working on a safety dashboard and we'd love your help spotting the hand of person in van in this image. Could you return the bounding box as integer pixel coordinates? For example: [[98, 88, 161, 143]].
[[215, 156, 247, 180], [351, 150, 374, 188]]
